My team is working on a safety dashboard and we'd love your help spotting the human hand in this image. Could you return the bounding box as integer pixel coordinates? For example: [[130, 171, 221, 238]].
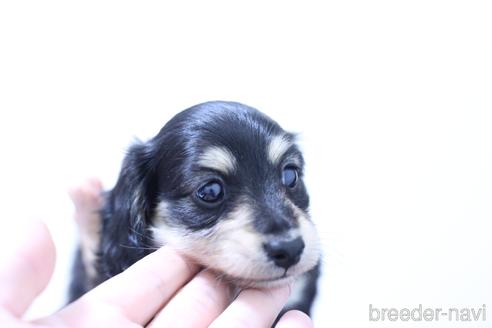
[[0, 220, 313, 327]]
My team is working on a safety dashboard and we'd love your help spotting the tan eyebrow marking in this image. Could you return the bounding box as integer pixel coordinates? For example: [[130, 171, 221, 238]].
[[198, 146, 237, 175], [267, 134, 293, 164]]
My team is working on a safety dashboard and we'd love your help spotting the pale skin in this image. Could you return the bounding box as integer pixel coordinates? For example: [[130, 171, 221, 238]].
[[0, 180, 314, 327]]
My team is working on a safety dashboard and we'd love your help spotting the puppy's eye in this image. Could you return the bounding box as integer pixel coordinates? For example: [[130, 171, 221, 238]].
[[282, 166, 299, 188], [196, 181, 224, 203]]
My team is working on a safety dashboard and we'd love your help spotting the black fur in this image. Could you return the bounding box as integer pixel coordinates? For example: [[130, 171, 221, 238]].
[[68, 247, 90, 299], [69, 101, 320, 319]]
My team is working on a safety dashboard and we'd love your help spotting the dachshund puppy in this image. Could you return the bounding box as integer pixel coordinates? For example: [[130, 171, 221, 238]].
[[69, 101, 321, 317]]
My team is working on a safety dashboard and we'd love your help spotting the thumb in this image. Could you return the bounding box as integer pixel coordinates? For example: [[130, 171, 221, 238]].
[[0, 219, 56, 317]]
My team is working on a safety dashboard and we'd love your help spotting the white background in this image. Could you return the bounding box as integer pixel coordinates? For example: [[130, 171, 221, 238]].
[[1, 1, 491, 327]]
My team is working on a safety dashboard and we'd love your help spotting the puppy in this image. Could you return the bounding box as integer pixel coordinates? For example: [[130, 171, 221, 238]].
[[69, 101, 321, 317]]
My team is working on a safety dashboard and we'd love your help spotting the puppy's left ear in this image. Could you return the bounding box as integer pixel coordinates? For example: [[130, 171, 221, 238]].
[[99, 140, 158, 278]]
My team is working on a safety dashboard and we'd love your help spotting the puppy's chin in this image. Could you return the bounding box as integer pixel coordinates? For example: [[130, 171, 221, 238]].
[[198, 256, 320, 289], [228, 274, 296, 289]]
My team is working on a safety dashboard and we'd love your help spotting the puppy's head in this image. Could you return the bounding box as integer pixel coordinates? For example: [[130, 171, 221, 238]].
[[125, 101, 320, 287]]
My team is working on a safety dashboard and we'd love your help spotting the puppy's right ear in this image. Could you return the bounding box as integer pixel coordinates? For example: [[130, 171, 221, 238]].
[[99, 141, 158, 279]]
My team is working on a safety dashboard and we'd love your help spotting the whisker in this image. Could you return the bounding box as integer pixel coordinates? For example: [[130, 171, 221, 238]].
[[118, 244, 159, 251]]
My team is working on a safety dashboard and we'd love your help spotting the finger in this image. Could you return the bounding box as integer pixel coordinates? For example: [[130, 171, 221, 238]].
[[209, 284, 292, 328], [55, 246, 199, 326], [0, 219, 56, 317], [276, 310, 313, 328], [148, 270, 231, 328], [68, 178, 103, 212]]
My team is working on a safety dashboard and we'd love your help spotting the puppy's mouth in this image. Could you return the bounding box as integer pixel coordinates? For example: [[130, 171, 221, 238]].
[[222, 272, 296, 288]]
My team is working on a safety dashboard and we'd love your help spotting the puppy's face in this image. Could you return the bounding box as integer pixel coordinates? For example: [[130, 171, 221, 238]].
[[148, 102, 320, 287]]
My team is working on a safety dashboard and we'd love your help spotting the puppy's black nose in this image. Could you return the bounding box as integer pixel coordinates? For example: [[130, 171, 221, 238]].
[[263, 237, 305, 269]]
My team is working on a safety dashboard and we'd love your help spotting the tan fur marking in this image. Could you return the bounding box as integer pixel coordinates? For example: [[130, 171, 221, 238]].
[[151, 198, 321, 288], [267, 134, 293, 164], [198, 146, 237, 175]]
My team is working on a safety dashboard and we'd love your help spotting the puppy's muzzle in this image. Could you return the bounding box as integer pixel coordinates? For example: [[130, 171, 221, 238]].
[[263, 237, 305, 270]]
